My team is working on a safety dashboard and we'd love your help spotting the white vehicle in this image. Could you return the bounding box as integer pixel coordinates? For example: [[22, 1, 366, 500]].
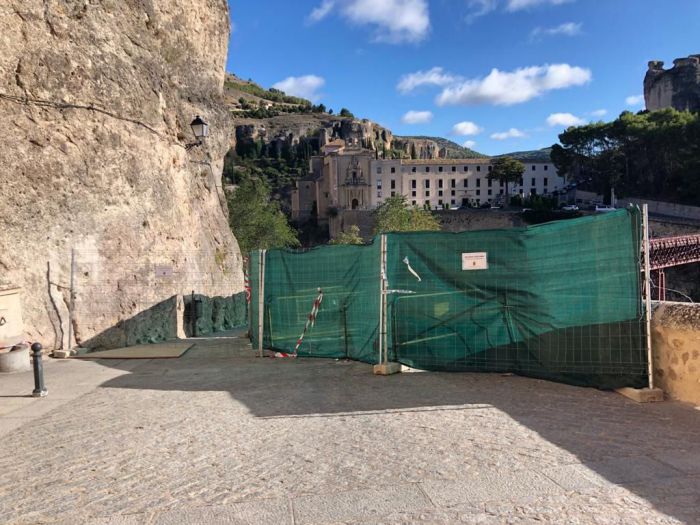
[[561, 204, 579, 211], [595, 205, 616, 213]]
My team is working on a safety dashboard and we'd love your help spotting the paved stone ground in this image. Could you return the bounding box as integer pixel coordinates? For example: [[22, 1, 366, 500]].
[[1, 332, 700, 524]]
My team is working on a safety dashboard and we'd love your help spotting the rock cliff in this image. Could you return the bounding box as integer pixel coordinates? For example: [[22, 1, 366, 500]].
[[0, 0, 243, 350], [645, 55, 700, 112]]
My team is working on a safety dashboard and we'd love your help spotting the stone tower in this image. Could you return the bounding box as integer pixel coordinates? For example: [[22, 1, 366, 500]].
[[644, 55, 700, 112]]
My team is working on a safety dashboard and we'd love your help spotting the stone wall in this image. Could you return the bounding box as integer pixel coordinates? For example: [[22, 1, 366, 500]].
[[0, 1, 244, 349], [652, 303, 700, 405], [619, 198, 700, 221], [644, 56, 700, 112]]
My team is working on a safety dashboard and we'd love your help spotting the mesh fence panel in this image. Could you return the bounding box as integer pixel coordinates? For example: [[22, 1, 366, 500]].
[[252, 208, 648, 389]]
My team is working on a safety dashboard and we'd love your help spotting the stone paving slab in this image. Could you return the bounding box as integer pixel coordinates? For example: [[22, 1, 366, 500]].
[[420, 469, 562, 507], [153, 498, 291, 525], [293, 484, 431, 524]]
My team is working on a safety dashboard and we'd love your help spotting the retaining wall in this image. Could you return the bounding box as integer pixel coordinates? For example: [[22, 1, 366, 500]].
[[652, 303, 700, 405]]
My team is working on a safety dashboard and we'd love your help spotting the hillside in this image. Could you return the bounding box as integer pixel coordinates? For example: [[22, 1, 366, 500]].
[[497, 148, 553, 162], [395, 136, 487, 159]]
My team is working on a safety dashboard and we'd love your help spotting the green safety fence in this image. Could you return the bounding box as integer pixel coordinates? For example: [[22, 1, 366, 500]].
[[250, 208, 647, 389]]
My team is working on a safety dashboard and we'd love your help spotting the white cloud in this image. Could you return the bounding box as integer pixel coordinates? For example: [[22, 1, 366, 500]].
[[401, 110, 433, 124], [531, 22, 582, 39], [506, 0, 573, 11], [436, 64, 592, 106], [590, 109, 608, 118], [490, 128, 527, 140], [626, 94, 645, 106], [463, 140, 478, 149], [547, 112, 587, 127], [307, 0, 335, 22], [451, 121, 483, 136], [397, 67, 459, 94], [307, 0, 430, 43], [466, 0, 570, 21], [272, 75, 325, 102]]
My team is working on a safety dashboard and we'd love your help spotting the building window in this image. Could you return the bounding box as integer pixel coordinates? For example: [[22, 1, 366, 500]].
[[451, 190, 456, 196], [391, 167, 396, 174], [452, 166, 456, 172], [439, 166, 444, 173], [412, 200, 417, 205], [425, 167, 430, 172], [438, 190, 443, 197], [377, 178, 382, 189], [531, 178, 536, 186], [477, 166, 481, 172], [544, 178, 548, 187], [464, 166, 469, 172], [451, 179, 456, 188], [391, 191, 396, 197], [438, 199, 443, 205], [391, 180, 396, 189], [476, 179, 481, 188], [544, 165, 549, 171], [411, 180, 416, 189], [438, 179, 444, 188], [500, 190, 504, 195], [377, 191, 382, 198], [377, 167, 382, 174], [488, 166, 492, 172], [476, 189, 481, 196], [464, 179, 469, 188], [531, 189, 537, 195], [519, 178, 524, 186], [532, 165, 536, 171], [412, 167, 417, 173], [425, 191, 430, 197], [451, 199, 456, 205], [412, 190, 417, 197], [488, 179, 492, 187], [425, 180, 430, 188], [488, 189, 492, 196]]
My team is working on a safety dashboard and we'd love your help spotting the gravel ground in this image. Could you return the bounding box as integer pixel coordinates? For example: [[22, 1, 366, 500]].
[[1, 332, 699, 524]]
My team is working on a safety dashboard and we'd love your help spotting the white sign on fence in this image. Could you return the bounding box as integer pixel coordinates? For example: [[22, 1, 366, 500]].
[[462, 252, 488, 271]]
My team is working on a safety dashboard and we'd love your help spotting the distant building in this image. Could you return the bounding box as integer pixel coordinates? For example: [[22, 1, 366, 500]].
[[291, 141, 565, 221]]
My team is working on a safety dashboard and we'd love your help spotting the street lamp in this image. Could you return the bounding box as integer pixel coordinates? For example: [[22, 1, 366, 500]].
[[186, 115, 209, 149]]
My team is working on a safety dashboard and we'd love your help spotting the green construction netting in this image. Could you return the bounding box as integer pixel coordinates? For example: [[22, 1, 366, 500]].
[[250, 208, 647, 389], [250, 242, 381, 362]]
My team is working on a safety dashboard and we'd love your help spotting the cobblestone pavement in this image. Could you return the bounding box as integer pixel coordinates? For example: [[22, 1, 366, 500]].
[[1, 332, 700, 524]]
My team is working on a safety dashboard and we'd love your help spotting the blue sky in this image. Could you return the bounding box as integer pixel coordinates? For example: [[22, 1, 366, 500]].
[[227, 0, 699, 155]]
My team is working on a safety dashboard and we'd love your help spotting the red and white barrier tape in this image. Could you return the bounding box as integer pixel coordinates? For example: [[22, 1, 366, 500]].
[[243, 257, 251, 304], [272, 288, 323, 358]]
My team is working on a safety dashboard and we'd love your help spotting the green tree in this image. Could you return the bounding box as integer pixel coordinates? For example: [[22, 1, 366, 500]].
[[227, 178, 300, 254], [488, 156, 525, 201], [374, 195, 441, 234], [330, 225, 364, 245], [339, 108, 355, 118]]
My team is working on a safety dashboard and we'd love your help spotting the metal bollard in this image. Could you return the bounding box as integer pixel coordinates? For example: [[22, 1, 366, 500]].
[[31, 343, 48, 398]]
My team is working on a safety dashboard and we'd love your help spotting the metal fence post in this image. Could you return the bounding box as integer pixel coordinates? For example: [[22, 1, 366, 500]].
[[379, 234, 388, 365], [258, 249, 266, 358], [642, 204, 654, 389]]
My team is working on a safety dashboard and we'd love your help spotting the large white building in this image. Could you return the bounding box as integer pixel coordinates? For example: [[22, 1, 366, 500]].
[[291, 142, 565, 220]]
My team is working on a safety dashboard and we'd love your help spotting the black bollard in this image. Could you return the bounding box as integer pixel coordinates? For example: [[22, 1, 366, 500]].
[[31, 343, 48, 398]]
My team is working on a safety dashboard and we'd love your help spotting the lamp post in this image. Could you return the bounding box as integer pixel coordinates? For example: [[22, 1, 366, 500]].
[[186, 115, 209, 150]]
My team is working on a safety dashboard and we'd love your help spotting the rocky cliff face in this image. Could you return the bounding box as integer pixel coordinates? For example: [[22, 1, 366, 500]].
[[0, 0, 243, 349], [232, 113, 397, 156], [645, 55, 700, 112]]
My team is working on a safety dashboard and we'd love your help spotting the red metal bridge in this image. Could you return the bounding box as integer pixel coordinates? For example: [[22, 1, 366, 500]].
[[649, 234, 700, 300]]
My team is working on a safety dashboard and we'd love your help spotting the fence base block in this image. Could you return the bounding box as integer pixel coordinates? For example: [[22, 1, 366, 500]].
[[616, 387, 664, 403], [373, 362, 402, 376]]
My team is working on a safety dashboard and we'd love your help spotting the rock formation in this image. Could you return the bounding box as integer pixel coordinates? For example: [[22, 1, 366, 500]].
[[0, 0, 243, 350], [645, 55, 700, 112]]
